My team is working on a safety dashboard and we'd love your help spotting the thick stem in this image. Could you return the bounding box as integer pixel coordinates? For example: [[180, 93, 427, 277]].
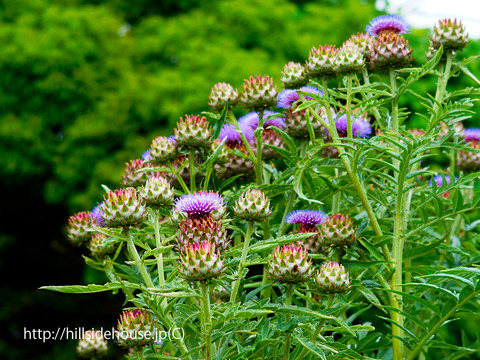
[[135, 347, 146, 360], [278, 190, 296, 236], [199, 281, 212, 359], [189, 148, 196, 192], [124, 227, 155, 288], [230, 220, 255, 303], [283, 284, 294, 360]]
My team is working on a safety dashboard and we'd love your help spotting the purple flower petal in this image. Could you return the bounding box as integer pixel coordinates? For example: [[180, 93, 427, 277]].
[[285, 210, 326, 226], [366, 14, 411, 37], [173, 191, 225, 217]]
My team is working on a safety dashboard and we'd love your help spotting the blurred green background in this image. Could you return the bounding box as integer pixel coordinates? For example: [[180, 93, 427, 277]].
[[1, 0, 479, 358]]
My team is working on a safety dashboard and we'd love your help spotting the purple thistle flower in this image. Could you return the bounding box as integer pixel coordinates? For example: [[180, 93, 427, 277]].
[[141, 149, 152, 161], [366, 14, 411, 37], [174, 191, 226, 218], [333, 115, 372, 138], [464, 128, 480, 143], [285, 210, 326, 226], [240, 111, 285, 130], [91, 203, 105, 226], [430, 175, 458, 187], [277, 86, 323, 109], [277, 89, 299, 109]]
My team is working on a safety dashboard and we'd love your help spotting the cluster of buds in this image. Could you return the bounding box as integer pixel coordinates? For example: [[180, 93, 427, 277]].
[[122, 159, 159, 188], [267, 245, 313, 283], [149, 136, 178, 164], [76, 330, 109, 358], [100, 188, 145, 228], [67, 212, 96, 246], [315, 261, 351, 294], [234, 189, 272, 222], [139, 176, 174, 208], [116, 309, 156, 348], [280, 62, 309, 89], [208, 82, 239, 111], [318, 214, 357, 248], [174, 114, 213, 150], [285, 210, 326, 253], [240, 75, 278, 111], [179, 242, 224, 281]]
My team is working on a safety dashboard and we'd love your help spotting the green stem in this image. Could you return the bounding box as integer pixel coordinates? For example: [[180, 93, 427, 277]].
[[255, 109, 265, 185], [189, 148, 196, 192], [230, 220, 255, 303], [124, 227, 155, 288], [167, 163, 189, 194], [283, 283, 294, 360], [278, 190, 296, 236], [346, 75, 353, 139], [361, 68, 384, 128], [261, 220, 272, 299], [199, 281, 212, 359], [390, 70, 399, 134]]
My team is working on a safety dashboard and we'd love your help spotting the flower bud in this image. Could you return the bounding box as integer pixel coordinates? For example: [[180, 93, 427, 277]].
[[88, 233, 117, 258], [139, 176, 174, 208], [116, 309, 156, 348], [122, 159, 159, 188], [315, 261, 351, 294], [267, 245, 313, 283], [208, 82, 239, 111], [233, 189, 272, 222], [67, 212, 95, 246], [174, 115, 213, 150], [430, 18, 469, 53], [100, 188, 145, 228], [305, 45, 338, 79], [240, 75, 278, 111], [318, 214, 357, 248], [149, 136, 178, 164], [179, 242, 224, 281], [76, 330, 108, 358], [367, 33, 413, 73], [285, 210, 326, 253], [334, 46, 365, 75], [176, 215, 230, 252], [280, 62, 309, 89]]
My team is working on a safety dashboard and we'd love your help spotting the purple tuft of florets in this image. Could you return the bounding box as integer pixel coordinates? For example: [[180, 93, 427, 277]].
[[141, 149, 152, 161], [333, 114, 372, 138], [277, 86, 323, 109], [240, 111, 285, 130], [464, 128, 480, 143], [430, 175, 458, 187], [219, 122, 255, 147], [366, 14, 411, 37], [92, 203, 105, 226], [285, 210, 326, 226], [174, 191, 225, 218]]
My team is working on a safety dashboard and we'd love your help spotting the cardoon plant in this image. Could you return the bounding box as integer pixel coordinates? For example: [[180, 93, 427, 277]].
[[43, 14, 480, 360]]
